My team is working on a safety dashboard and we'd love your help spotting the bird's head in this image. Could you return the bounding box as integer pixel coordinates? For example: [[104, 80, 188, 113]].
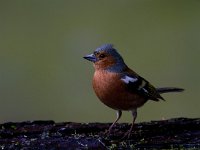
[[84, 44, 127, 72]]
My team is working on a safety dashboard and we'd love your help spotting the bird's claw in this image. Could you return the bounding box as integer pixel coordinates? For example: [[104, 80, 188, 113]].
[[121, 130, 132, 140]]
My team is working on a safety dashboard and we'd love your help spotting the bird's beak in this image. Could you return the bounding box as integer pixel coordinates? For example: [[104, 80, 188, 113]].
[[83, 53, 97, 63]]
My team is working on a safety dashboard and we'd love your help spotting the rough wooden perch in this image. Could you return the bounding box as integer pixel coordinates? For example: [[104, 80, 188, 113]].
[[0, 118, 199, 149]]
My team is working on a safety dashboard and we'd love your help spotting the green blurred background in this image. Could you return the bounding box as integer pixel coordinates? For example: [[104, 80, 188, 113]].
[[0, 0, 199, 123]]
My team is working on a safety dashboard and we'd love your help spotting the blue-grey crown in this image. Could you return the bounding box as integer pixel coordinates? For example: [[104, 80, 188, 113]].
[[95, 44, 127, 73], [94, 44, 123, 61], [95, 44, 114, 53]]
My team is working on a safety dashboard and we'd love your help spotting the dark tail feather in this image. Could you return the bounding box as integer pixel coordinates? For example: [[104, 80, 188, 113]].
[[156, 87, 184, 94]]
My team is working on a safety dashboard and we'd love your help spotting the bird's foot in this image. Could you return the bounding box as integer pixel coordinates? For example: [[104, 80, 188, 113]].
[[104, 129, 120, 140], [120, 129, 132, 140], [104, 128, 114, 136], [103, 129, 109, 135]]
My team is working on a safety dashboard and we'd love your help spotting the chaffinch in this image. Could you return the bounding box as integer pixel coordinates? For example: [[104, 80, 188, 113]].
[[83, 44, 184, 138]]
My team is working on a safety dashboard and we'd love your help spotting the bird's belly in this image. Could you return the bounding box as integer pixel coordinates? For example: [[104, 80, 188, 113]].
[[99, 90, 146, 110], [93, 71, 147, 110]]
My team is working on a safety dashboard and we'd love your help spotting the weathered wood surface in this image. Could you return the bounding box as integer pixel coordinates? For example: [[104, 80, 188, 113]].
[[0, 118, 199, 149]]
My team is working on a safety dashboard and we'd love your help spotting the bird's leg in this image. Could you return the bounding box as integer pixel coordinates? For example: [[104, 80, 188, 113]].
[[122, 109, 137, 139], [108, 110, 122, 135]]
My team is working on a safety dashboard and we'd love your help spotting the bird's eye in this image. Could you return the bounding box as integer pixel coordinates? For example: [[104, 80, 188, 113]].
[[99, 54, 106, 59]]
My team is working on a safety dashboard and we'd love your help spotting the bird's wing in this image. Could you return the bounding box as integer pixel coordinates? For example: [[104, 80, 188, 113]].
[[120, 73, 164, 101]]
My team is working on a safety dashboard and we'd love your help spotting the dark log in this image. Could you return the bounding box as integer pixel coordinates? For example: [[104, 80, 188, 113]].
[[0, 118, 199, 149]]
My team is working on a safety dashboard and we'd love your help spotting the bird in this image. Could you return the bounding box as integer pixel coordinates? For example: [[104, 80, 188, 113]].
[[83, 44, 184, 138]]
